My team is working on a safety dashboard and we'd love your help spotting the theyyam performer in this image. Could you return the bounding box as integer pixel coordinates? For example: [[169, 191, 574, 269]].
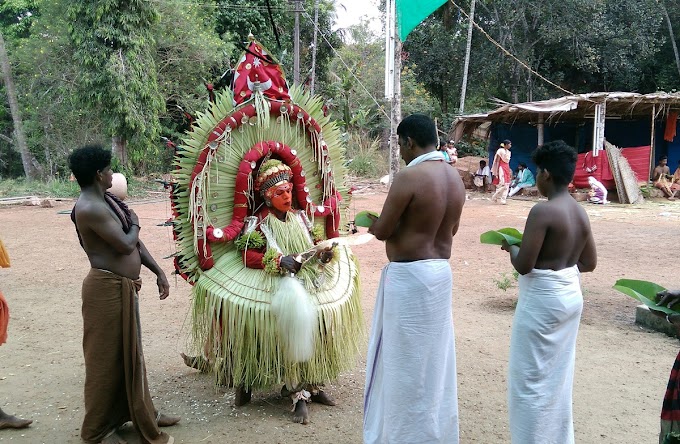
[[172, 36, 363, 424]]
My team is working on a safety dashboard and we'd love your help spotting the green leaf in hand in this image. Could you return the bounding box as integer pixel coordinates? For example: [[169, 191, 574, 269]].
[[480, 228, 523, 246], [613, 279, 677, 314], [355, 210, 379, 228]]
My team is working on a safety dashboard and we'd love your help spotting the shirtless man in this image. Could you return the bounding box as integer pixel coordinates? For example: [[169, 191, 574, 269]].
[[363, 114, 465, 444], [653, 156, 678, 200], [69, 145, 179, 444], [501, 140, 596, 444]]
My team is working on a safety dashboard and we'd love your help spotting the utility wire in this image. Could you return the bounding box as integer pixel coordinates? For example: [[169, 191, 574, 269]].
[[449, 0, 575, 97], [300, 9, 390, 120]]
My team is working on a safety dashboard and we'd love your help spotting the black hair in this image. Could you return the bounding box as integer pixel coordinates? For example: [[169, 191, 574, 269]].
[[68, 144, 112, 187], [661, 155, 668, 161], [519, 162, 527, 168], [397, 114, 438, 149], [531, 140, 577, 187], [480, 160, 487, 166], [502, 139, 511, 146]]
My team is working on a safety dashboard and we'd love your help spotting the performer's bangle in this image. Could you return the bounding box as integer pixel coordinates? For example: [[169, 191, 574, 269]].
[[667, 314, 673, 324]]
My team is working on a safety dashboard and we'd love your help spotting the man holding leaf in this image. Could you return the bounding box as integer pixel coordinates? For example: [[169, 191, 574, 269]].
[[362, 114, 465, 443], [500, 140, 596, 443]]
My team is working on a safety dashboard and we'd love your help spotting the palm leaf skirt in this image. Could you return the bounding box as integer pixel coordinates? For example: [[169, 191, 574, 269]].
[[191, 243, 363, 389]]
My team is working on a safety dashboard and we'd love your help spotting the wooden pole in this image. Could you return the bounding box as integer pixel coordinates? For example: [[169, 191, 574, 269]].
[[310, 0, 320, 94], [537, 113, 544, 147], [389, 37, 402, 184], [292, 0, 301, 85], [649, 104, 656, 181]]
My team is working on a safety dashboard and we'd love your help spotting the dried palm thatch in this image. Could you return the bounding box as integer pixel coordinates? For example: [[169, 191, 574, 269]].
[[605, 141, 644, 204]]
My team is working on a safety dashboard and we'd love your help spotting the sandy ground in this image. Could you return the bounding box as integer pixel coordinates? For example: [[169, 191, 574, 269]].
[[1, 184, 680, 443]]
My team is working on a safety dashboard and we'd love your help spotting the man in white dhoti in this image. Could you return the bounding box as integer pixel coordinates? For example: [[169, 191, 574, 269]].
[[363, 114, 466, 444], [500, 140, 597, 444]]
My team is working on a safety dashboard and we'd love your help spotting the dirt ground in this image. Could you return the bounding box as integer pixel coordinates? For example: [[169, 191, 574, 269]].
[[2, 183, 680, 443]]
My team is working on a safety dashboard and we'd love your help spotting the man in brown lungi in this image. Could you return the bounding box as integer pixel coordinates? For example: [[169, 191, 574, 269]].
[[69, 145, 179, 444]]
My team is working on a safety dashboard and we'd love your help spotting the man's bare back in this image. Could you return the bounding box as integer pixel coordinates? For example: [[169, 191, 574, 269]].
[[371, 160, 465, 262], [504, 140, 596, 275], [74, 191, 142, 280], [521, 194, 594, 272]]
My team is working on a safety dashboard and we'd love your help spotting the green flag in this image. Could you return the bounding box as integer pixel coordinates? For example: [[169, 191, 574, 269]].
[[396, 0, 447, 41]]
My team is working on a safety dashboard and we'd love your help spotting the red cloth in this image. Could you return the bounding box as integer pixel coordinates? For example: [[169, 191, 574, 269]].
[[232, 40, 289, 105], [662, 349, 680, 421], [0, 290, 8, 345], [572, 146, 651, 190], [665, 112, 678, 143]]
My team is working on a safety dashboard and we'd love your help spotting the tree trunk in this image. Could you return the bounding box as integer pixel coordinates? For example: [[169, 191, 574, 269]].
[[111, 135, 128, 166], [661, 0, 680, 78], [0, 31, 42, 180]]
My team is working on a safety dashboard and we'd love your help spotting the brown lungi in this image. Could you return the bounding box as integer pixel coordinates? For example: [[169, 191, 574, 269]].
[[81, 268, 169, 444]]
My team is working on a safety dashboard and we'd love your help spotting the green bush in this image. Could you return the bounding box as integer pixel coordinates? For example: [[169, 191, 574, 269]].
[[344, 132, 388, 178]]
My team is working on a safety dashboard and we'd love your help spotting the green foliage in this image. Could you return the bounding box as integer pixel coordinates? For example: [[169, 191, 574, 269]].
[[344, 132, 388, 178], [0, 177, 79, 198], [493, 272, 515, 292], [67, 0, 165, 166], [456, 138, 487, 157]]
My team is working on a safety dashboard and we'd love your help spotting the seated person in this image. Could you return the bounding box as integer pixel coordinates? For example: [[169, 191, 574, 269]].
[[472, 160, 491, 192], [508, 163, 535, 197], [672, 160, 680, 193], [653, 156, 678, 200], [445, 140, 458, 166], [587, 176, 608, 204]]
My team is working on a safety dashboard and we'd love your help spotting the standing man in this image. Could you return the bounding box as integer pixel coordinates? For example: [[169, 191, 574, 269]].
[[501, 140, 596, 444], [491, 139, 512, 204], [0, 238, 32, 430], [69, 145, 179, 444], [363, 114, 465, 443]]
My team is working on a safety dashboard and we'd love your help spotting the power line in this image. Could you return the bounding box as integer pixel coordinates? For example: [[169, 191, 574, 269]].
[[300, 9, 390, 120], [146, 0, 287, 11], [448, 0, 575, 97]]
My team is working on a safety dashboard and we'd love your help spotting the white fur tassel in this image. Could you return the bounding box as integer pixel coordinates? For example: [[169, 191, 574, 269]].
[[272, 276, 318, 363]]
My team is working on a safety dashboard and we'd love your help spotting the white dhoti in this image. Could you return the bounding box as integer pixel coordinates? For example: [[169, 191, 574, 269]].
[[364, 260, 458, 444], [508, 265, 582, 444]]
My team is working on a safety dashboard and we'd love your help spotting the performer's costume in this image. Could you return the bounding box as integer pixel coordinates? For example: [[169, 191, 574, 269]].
[[171, 38, 363, 403], [508, 265, 582, 444], [71, 195, 171, 444]]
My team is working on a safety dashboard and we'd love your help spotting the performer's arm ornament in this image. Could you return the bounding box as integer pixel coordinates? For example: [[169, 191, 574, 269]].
[[263, 249, 283, 274]]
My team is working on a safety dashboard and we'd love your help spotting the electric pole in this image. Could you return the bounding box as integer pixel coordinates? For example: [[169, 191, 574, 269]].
[[459, 0, 476, 113]]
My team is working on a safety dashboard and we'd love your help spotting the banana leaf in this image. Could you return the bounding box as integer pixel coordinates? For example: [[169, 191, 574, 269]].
[[480, 227, 523, 246], [355, 210, 379, 228], [612, 279, 679, 315]]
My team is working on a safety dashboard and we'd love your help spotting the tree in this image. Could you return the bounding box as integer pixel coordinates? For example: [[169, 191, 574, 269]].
[[67, 0, 164, 169], [0, 30, 41, 179]]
